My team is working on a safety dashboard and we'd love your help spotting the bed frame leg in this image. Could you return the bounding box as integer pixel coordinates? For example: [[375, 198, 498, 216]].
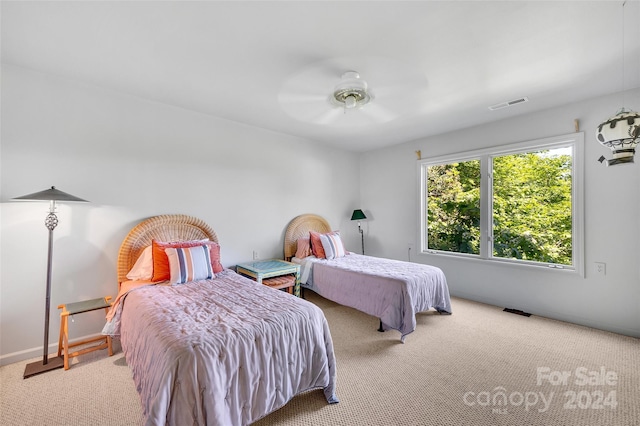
[[377, 319, 384, 332]]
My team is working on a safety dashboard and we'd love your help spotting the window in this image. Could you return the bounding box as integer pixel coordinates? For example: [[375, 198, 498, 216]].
[[419, 133, 584, 274]]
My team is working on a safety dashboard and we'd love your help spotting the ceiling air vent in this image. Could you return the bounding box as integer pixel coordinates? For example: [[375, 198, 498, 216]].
[[489, 97, 529, 111]]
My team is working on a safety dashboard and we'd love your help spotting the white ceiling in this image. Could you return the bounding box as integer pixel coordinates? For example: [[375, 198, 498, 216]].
[[2, 1, 639, 152]]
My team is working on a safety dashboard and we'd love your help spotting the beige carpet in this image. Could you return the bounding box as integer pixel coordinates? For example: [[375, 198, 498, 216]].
[[1, 293, 638, 425]]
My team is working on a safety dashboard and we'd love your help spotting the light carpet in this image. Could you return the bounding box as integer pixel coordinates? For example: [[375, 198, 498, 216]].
[[1, 293, 638, 425]]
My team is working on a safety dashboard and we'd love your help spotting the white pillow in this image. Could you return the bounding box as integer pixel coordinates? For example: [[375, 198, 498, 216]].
[[319, 231, 346, 260], [165, 245, 214, 285], [126, 246, 153, 280]]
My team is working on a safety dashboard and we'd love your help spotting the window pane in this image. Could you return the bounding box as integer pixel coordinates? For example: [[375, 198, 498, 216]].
[[426, 160, 481, 254], [492, 147, 572, 265]]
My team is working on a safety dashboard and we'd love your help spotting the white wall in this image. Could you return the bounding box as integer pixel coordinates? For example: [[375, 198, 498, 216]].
[[2, 64, 637, 368], [360, 88, 640, 337], [0, 65, 361, 365]]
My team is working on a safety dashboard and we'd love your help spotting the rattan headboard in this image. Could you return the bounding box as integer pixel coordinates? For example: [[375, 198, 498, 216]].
[[117, 214, 218, 286], [284, 214, 331, 260]]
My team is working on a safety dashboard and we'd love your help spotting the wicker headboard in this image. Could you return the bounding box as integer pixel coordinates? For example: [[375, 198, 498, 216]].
[[284, 214, 331, 260], [117, 214, 218, 287]]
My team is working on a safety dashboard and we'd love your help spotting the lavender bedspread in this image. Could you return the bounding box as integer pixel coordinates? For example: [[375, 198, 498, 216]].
[[297, 254, 451, 341], [106, 270, 338, 426]]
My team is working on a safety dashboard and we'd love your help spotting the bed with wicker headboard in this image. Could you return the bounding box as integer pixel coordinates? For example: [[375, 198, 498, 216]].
[[107, 214, 338, 425], [284, 213, 331, 261], [284, 213, 452, 342], [117, 214, 218, 288]]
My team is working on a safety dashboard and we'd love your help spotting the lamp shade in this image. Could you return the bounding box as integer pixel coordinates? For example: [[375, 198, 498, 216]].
[[13, 186, 88, 202], [351, 209, 367, 221]]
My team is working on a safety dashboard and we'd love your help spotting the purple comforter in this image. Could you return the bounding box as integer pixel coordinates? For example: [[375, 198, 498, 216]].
[[298, 254, 451, 341], [109, 270, 338, 425]]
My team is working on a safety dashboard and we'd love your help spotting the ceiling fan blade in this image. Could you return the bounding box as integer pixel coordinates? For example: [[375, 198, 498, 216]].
[[278, 92, 328, 104], [312, 107, 344, 125], [359, 103, 399, 123]]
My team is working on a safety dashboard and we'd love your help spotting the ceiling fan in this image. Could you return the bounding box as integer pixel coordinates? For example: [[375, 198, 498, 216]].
[[277, 57, 429, 127]]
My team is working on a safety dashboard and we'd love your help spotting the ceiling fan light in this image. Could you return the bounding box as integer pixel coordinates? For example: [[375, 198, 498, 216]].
[[331, 70, 372, 110], [345, 95, 357, 109]]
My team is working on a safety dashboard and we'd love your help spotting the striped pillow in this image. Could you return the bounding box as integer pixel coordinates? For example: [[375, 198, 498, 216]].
[[165, 245, 214, 285], [152, 239, 223, 282], [319, 231, 346, 260]]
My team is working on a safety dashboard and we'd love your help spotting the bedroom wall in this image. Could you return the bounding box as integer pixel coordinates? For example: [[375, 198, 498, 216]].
[[0, 65, 361, 365], [359, 88, 640, 338]]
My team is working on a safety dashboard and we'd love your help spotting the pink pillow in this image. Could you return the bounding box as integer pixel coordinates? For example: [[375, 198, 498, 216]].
[[295, 238, 312, 258], [152, 239, 223, 282], [309, 231, 326, 259]]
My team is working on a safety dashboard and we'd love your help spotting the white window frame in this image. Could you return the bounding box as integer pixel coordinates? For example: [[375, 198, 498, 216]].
[[418, 132, 584, 276]]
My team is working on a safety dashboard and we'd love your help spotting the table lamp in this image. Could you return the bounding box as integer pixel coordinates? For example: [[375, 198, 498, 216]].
[[13, 186, 88, 378]]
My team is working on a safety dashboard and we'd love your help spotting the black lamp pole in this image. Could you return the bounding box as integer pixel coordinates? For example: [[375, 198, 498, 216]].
[[42, 208, 58, 366]]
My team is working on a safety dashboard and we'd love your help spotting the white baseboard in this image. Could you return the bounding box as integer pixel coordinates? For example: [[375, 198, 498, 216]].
[[0, 333, 108, 367]]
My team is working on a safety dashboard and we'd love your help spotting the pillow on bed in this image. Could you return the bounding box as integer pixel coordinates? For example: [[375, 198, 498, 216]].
[[165, 245, 214, 285], [126, 245, 153, 280], [152, 239, 223, 282], [309, 231, 327, 259], [295, 238, 312, 258], [319, 231, 347, 259]]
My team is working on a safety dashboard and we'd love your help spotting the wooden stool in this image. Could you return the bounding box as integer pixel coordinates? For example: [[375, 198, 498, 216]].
[[57, 296, 113, 370]]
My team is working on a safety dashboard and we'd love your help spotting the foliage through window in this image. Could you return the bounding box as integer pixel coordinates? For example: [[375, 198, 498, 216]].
[[427, 160, 480, 255], [420, 133, 583, 272], [492, 149, 572, 264]]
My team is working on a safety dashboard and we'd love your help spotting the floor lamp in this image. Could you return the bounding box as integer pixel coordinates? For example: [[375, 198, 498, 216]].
[[14, 186, 88, 378], [350, 209, 367, 255]]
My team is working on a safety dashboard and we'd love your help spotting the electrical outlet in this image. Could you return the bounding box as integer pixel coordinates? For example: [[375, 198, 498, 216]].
[[407, 243, 414, 250], [253, 250, 258, 260], [594, 262, 606, 276]]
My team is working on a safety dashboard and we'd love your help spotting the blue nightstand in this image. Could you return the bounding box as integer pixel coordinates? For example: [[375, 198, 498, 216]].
[[236, 259, 301, 297]]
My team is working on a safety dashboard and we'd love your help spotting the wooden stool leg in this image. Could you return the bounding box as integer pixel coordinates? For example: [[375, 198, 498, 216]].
[[57, 316, 64, 358], [104, 306, 113, 356], [61, 313, 70, 370]]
